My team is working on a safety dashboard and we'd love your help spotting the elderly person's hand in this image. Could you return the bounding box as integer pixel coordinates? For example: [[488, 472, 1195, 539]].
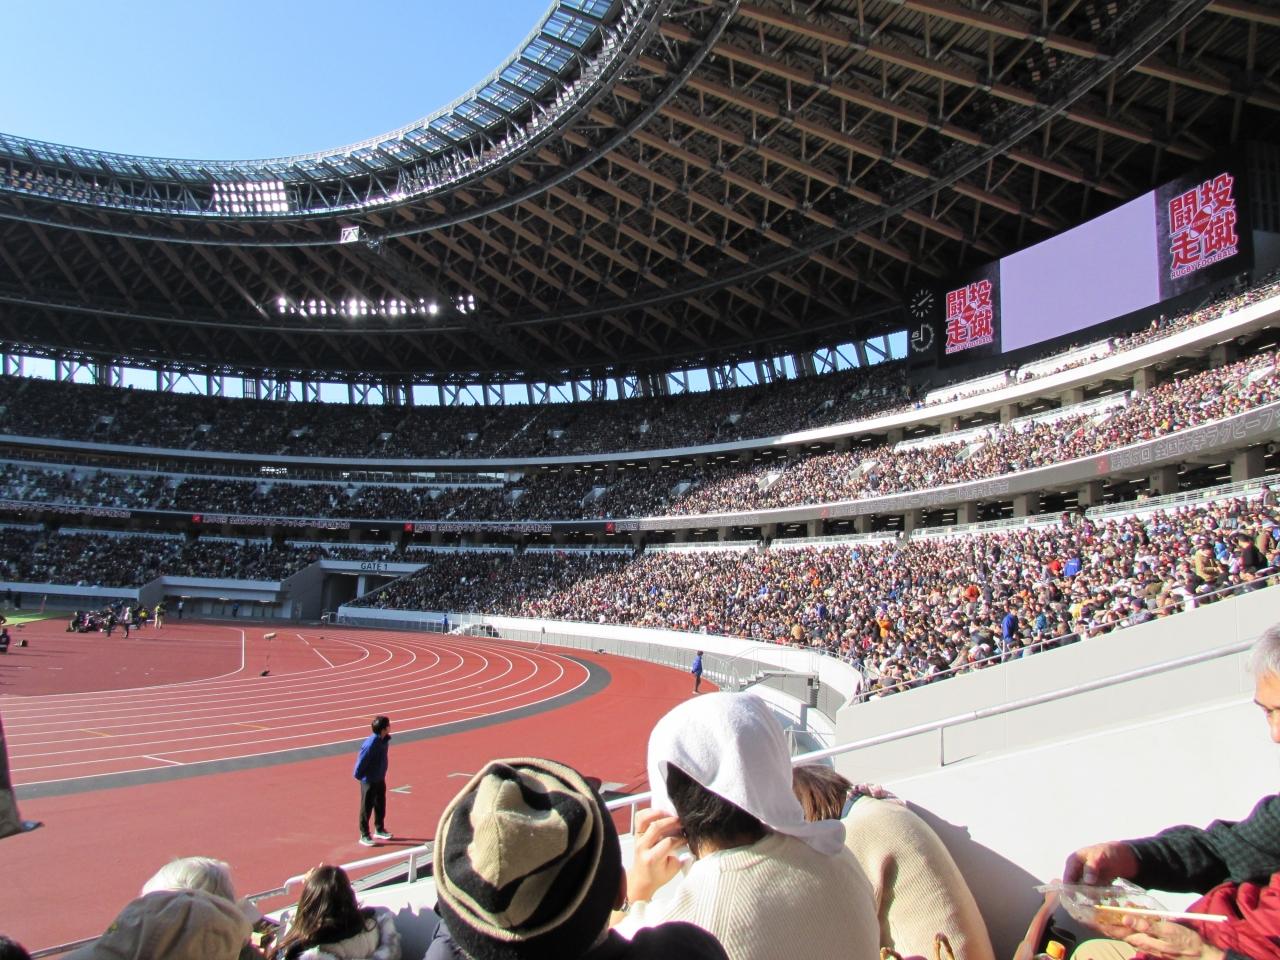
[[1062, 841, 1139, 884], [1115, 917, 1225, 960], [626, 807, 687, 905]]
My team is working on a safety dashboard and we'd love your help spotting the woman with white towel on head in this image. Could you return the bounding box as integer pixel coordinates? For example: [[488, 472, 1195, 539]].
[[614, 692, 879, 960]]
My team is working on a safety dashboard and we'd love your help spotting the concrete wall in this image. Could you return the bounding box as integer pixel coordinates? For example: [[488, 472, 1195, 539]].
[[0, 581, 139, 610], [829, 586, 1280, 956], [335, 605, 864, 708], [835, 584, 1278, 779], [281, 562, 327, 621]]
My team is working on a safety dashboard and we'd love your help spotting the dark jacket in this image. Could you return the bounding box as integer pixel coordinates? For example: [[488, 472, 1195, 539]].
[[424, 915, 727, 960], [1130, 794, 1280, 893], [353, 734, 390, 783]]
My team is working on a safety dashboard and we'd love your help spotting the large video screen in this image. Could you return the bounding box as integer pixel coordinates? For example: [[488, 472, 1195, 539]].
[[999, 193, 1159, 354], [928, 164, 1251, 364]]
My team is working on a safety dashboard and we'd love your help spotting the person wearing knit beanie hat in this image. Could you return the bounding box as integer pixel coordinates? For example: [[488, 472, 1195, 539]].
[[425, 757, 727, 960], [65, 888, 250, 960]]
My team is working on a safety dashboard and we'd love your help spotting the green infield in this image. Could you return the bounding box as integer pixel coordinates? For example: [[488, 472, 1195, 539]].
[[3, 612, 55, 627]]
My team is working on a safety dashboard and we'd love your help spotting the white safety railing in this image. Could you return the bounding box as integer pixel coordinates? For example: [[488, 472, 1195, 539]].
[[1085, 476, 1273, 521], [909, 513, 1060, 541], [771, 531, 897, 549], [645, 539, 761, 553]]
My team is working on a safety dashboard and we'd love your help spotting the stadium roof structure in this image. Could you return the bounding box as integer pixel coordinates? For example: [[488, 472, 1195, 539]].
[[0, 0, 1278, 388]]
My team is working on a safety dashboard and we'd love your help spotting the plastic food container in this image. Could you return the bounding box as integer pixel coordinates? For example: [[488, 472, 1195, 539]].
[[1035, 880, 1166, 926]]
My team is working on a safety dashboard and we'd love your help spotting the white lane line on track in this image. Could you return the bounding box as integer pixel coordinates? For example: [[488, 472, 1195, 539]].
[[305, 634, 337, 669], [6, 636, 547, 742], [1, 636, 378, 707], [1, 627, 256, 703], [0, 633, 391, 719], [143, 755, 183, 766], [10, 654, 570, 763], [8, 632, 590, 779], [12, 663, 591, 778], [4, 628, 520, 716], [1, 643, 431, 732], [2, 631, 477, 723]]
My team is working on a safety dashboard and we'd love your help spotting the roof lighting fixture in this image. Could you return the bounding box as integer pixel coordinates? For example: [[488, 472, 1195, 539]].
[[211, 179, 290, 215]]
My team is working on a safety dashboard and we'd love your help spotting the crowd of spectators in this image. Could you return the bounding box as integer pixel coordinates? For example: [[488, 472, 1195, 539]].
[[659, 351, 1277, 516], [0, 360, 912, 460], [0, 529, 325, 587], [1, 274, 1274, 466], [353, 489, 1280, 698], [0, 347, 1275, 525], [0, 464, 170, 509]]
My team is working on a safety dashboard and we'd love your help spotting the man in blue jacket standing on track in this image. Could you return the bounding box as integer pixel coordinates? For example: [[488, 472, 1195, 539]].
[[354, 715, 393, 847]]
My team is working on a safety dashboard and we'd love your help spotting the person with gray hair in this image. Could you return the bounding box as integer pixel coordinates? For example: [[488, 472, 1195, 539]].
[[1059, 624, 1280, 960], [142, 857, 273, 957], [142, 857, 238, 902]]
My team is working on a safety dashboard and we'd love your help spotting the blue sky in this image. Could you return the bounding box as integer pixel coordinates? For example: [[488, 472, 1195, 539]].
[[0, 1, 908, 396], [0, 0, 550, 159]]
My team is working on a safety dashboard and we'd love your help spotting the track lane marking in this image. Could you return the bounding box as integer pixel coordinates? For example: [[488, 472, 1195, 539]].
[[142, 755, 183, 766], [303, 634, 337, 669], [8, 629, 593, 782]]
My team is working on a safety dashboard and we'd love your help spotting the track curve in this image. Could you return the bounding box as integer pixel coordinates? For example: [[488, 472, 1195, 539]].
[[4, 625, 600, 793]]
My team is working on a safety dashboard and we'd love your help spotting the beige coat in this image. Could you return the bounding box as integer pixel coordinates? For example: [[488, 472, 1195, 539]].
[[843, 798, 996, 960], [620, 831, 879, 960]]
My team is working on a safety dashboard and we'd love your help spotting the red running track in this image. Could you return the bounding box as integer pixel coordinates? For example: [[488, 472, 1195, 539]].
[[5, 624, 591, 785], [0, 618, 704, 952]]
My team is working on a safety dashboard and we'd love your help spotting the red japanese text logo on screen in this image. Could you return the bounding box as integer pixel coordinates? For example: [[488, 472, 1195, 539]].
[[1168, 173, 1239, 279], [944, 279, 995, 355]]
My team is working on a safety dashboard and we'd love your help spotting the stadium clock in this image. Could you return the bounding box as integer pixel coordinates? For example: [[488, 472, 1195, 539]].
[[908, 287, 935, 320]]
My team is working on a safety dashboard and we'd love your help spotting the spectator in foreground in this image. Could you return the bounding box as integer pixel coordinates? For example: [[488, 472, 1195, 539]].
[[66, 888, 250, 960], [1063, 624, 1280, 960], [427, 756, 726, 959], [791, 764, 995, 960], [0, 936, 31, 960], [617, 692, 878, 960], [269, 865, 400, 960], [141, 856, 275, 957]]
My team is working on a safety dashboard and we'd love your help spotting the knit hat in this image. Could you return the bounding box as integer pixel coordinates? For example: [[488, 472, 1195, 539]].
[[65, 889, 250, 960], [647, 692, 845, 856], [433, 757, 622, 960]]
